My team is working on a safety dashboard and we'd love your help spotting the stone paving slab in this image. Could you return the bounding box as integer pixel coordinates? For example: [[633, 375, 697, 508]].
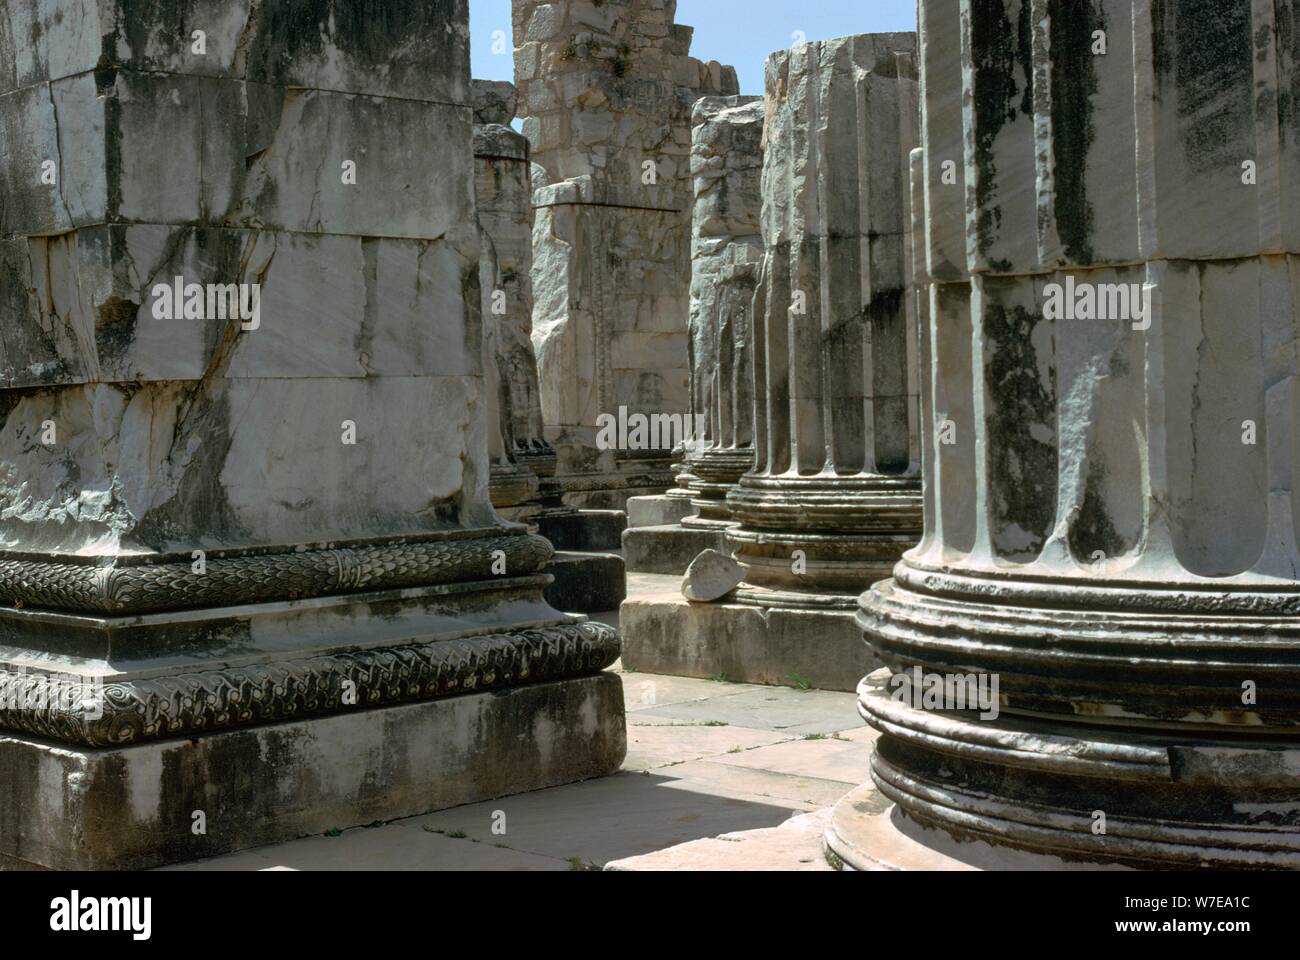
[[395, 772, 815, 866], [632, 685, 861, 735], [624, 722, 792, 771], [176, 665, 870, 871], [710, 736, 877, 785], [661, 760, 861, 807], [606, 808, 834, 872], [163, 822, 570, 872], [619, 670, 735, 711]]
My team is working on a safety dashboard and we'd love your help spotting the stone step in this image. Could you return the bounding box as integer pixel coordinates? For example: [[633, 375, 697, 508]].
[[622, 523, 726, 575]]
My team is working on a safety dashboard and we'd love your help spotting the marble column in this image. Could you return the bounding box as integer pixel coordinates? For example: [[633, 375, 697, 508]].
[[621, 34, 923, 693], [622, 95, 764, 576], [727, 34, 923, 609], [834, 0, 1300, 869], [683, 96, 765, 529], [0, 0, 624, 870], [514, 0, 738, 517]]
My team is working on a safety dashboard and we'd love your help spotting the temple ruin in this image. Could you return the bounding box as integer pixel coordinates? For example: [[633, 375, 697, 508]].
[[0, 0, 1296, 875]]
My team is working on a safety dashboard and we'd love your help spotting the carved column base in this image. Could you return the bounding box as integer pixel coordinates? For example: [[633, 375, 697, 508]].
[[726, 475, 922, 608], [0, 528, 626, 867], [489, 462, 542, 527], [852, 553, 1300, 869], [683, 448, 753, 528]]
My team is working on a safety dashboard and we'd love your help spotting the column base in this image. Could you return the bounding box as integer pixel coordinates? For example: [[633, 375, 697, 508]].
[[619, 572, 874, 691], [0, 672, 626, 870], [847, 668, 1300, 870], [822, 782, 1129, 871]]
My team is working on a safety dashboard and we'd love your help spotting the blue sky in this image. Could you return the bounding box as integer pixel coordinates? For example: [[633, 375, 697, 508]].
[[470, 0, 918, 96]]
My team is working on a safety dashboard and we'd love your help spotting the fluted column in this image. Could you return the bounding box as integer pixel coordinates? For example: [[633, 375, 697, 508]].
[[838, 0, 1300, 869], [682, 96, 764, 528], [727, 34, 924, 608]]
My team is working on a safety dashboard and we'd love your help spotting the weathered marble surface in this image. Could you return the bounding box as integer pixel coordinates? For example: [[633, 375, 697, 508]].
[[848, 0, 1300, 871], [515, 0, 738, 509], [683, 96, 763, 525], [0, 0, 470, 103], [727, 33, 923, 608], [474, 79, 550, 524], [0, 0, 624, 870]]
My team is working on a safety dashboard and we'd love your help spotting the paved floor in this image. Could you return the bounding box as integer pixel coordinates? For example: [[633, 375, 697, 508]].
[[168, 612, 875, 871]]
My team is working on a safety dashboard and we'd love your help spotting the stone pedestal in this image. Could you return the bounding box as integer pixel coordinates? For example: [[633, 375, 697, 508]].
[[621, 35, 923, 691], [843, 0, 1300, 870], [0, 0, 624, 870], [514, 0, 737, 512]]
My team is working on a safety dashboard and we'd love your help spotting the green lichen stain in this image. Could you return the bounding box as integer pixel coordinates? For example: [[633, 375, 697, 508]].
[[1048, 0, 1103, 265], [1153, 0, 1252, 175], [983, 302, 1057, 560], [1276, 2, 1300, 144], [969, 0, 1034, 264], [1068, 449, 1128, 562]]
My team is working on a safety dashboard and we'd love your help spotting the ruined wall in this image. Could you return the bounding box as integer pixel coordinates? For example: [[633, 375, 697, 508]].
[[514, 0, 739, 508], [0, 1, 627, 871]]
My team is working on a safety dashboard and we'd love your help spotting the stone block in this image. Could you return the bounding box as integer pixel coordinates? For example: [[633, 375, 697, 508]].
[[0, 0, 470, 103], [620, 573, 876, 692], [622, 523, 726, 575], [543, 550, 627, 613], [0, 73, 474, 240], [0, 224, 479, 389], [537, 509, 626, 550], [626, 494, 695, 527], [0, 672, 625, 870]]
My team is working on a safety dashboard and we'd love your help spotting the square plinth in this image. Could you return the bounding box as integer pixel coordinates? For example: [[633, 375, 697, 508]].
[[620, 573, 875, 692], [0, 672, 626, 870]]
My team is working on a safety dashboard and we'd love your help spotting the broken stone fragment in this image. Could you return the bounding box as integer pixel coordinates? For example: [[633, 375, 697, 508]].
[[471, 79, 520, 126], [681, 549, 744, 602]]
